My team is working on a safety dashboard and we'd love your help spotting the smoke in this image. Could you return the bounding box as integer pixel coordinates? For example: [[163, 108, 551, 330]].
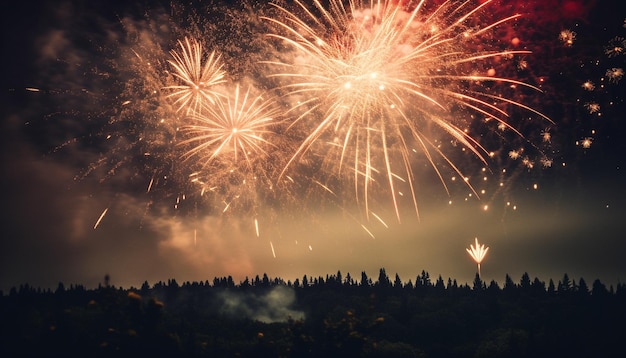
[[216, 285, 305, 323]]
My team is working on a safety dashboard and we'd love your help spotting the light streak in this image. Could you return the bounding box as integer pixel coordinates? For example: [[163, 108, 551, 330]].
[[93, 208, 109, 229], [361, 224, 375, 239]]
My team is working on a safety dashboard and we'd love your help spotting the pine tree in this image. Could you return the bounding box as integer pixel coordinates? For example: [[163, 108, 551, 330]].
[[394, 273, 403, 288], [547, 279, 556, 294], [377, 268, 391, 287], [558, 273, 571, 294], [504, 274, 516, 292], [472, 273, 484, 291], [591, 279, 608, 297], [577, 278, 589, 296], [519, 272, 531, 291], [360, 271, 370, 287], [435, 275, 445, 290]]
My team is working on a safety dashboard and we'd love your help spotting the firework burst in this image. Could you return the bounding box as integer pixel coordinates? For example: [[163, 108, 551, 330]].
[[466, 237, 489, 278], [176, 84, 283, 213], [164, 37, 227, 115], [264, 0, 551, 222], [178, 84, 278, 168]]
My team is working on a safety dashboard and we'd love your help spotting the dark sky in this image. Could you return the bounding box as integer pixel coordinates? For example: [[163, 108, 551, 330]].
[[2, 0, 625, 292]]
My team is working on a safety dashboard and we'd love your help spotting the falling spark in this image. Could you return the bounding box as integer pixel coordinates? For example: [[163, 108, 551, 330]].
[[147, 175, 155, 193], [255, 218, 260, 237], [370, 211, 389, 228], [466, 237, 489, 277], [93, 208, 109, 229], [270, 241, 276, 258], [361, 224, 375, 239]]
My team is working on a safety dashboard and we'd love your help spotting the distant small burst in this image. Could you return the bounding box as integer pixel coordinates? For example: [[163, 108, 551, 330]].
[[581, 80, 595, 91], [578, 137, 593, 149], [517, 59, 528, 70], [559, 29, 576, 47], [540, 157, 553, 168], [605, 67, 624, 83], [604, 37, 626, 58], [584, 102, 601, 115], [522, 157, 534, 169], [541, 130, 551, 142]]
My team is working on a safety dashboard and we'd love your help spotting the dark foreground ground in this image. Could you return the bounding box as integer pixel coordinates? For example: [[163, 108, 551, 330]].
[[2, 270, 625, 357]]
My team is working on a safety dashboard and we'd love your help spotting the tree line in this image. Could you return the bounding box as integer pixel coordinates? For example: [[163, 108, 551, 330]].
[[2, 269, 625, 357]]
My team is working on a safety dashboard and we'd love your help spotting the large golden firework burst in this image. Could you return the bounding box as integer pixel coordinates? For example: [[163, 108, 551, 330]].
[[264, 0, 551, 222]]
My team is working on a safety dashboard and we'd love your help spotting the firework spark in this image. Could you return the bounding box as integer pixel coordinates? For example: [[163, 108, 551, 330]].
[[264, 0, 550, 222], [466, 237, 489, 277]]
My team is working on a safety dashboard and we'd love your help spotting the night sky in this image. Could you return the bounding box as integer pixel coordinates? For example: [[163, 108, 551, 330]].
[[2, 0, 625, 293]]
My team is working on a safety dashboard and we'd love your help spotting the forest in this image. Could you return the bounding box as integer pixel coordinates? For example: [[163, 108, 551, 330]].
[[2, 269, 625, 357]]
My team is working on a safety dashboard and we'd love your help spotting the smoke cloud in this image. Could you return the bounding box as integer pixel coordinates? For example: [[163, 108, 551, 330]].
[[216, 286, 305, 323]]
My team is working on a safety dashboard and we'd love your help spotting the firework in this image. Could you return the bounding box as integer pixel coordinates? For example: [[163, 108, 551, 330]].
[[604, 36, 625, 58], [605, 67, 624, 83], [466, 237, 489, 277], [558, 29, 576, 47], [263, 0, 550, 222], [178, 84, 278, 168], [176, 84, 282, 213], [164, 37, 227, 115]]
